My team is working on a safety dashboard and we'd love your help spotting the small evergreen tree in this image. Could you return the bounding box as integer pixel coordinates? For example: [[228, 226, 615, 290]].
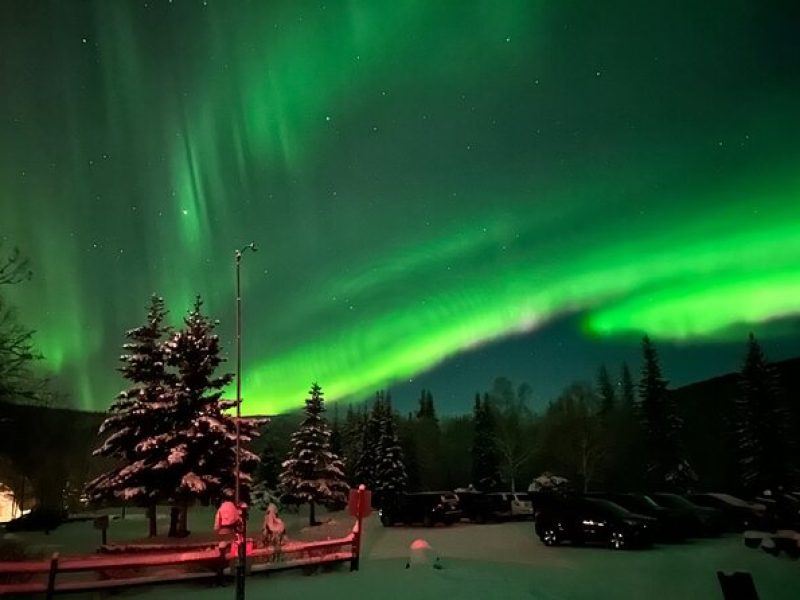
[[597, 365, 616, 417], [471, 393, 500, 490], [736, 333, 790, 494], [85, 295, 173, 537], [373, 392, 408, 497], [251, 436, 282, 511], [279, 383, 349, 526], [638, 336, 692, 489], [256, 438, 281, 490]]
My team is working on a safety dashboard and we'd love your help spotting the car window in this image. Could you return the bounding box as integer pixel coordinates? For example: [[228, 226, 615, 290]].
[[653, 494, 695, 509], [585, 498, 629, 516]]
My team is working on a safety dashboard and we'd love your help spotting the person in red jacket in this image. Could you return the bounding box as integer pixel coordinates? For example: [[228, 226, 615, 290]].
[[214, 499, 241, 536]]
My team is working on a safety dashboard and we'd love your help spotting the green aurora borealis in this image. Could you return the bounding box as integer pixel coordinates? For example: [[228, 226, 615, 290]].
[[1, 1, 799, 413]]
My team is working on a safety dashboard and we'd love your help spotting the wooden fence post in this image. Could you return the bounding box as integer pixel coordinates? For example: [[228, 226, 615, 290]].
[[351, 484, 365, 571], [45, 552, 59, 600]]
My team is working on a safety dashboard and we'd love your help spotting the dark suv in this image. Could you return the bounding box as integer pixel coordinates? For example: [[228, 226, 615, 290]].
[[535, 497, 656, 549], [379, 492, 462, 527]]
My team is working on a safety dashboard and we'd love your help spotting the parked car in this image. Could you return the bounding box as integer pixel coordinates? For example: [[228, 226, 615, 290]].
[[756, 491, 800, 531], [456, 491, 505, 523], [535, 497, 656, 549], [687, 493, 768, 531], [507, 492, 535, 519], [648, 493, 724, 536], [379, 492, 462, 527], [588, 492, 686, 541], [457, 491, 535, 522]]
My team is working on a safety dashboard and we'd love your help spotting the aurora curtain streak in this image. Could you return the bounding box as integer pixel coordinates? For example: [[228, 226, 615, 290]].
[[1, 0, 798, 413]]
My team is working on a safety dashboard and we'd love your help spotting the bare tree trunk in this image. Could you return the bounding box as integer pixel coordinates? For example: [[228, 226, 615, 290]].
[[168, 506, 180, 537], [177, 505, 189, 537], [147, 504, 157, 537], [309, 501, 316, 527]]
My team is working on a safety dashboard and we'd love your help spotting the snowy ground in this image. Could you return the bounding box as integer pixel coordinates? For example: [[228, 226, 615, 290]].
[[5, 507, 799, 599]]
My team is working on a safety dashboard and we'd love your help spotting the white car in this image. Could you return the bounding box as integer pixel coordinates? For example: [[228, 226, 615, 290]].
[[490, 492, 534, 519]]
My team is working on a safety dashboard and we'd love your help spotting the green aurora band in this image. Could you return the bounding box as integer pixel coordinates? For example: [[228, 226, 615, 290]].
[[1, 0, 798, 413]]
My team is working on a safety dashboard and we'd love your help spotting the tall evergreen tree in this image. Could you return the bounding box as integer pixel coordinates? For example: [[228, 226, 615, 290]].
[[471, 393, 499, 490], [341, 403, 363, 484], [398, 413, 421, 491], [638, 336, 691, 489], [414, 389, 442, 489], [373, 392, 408, 497], [597, 365, 616, 417], [620, 363, 636, 408], [330, 404, 343, 458], [279, 383, 349, 526], [85, 295, 173, 537], [736, 333, 790, 493], [161, 296, 262, 535], [353, 401, 380, 489]]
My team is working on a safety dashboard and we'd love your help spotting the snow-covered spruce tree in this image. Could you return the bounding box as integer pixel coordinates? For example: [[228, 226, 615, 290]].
[[85, 295, 173, 537], [372, 392, 408, 500], [638, 336, 693, 490], [471, 393, 500, 490], [736, 333, 790, 494], [279, 383, 349, 526], [159, 296, 263, 536]]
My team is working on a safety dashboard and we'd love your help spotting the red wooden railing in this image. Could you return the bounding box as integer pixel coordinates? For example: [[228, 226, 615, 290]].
[[0, 520, 362, 597]]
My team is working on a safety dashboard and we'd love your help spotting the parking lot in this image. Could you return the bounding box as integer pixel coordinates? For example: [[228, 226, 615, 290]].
[[350, 517, 800, 599], [8, 508, 798, 599]]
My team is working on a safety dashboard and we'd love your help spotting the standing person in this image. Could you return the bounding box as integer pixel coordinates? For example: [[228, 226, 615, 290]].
[[214, 498, 241, 536], [262, 503, 286, 548]]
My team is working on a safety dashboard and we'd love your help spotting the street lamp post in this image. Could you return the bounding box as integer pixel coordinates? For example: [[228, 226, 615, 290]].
[[234, 241, 256, 600]]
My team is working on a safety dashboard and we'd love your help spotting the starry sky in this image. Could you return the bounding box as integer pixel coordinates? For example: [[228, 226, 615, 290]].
[[1, 0, 799, 415]]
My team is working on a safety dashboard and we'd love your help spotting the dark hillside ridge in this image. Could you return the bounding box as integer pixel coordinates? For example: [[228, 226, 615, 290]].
[[671, 357, 800, 492]]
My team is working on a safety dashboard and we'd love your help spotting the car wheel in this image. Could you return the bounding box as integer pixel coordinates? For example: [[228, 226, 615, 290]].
[[380, 513, 394, 527], [540, 527, 560, 546], [609, 530, 626, 550], [423, 514, 434, 527]]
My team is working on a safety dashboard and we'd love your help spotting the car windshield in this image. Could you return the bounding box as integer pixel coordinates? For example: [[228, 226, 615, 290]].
[[585, 498, 630, 516], [637, 495, 661, 509], [652, 494, 696, 509]]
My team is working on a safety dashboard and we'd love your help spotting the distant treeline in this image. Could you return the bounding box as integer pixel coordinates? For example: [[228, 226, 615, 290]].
[[259, 337, 799, 498], [1, 340, 798, 512]]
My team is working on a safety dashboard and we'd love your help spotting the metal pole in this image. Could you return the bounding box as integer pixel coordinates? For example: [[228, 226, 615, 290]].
[[234, 242, 255, 600], [235, 250, 242, 509]]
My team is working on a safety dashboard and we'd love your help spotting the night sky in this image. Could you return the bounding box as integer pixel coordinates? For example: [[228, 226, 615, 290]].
[[2, 1, 799, 415]]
